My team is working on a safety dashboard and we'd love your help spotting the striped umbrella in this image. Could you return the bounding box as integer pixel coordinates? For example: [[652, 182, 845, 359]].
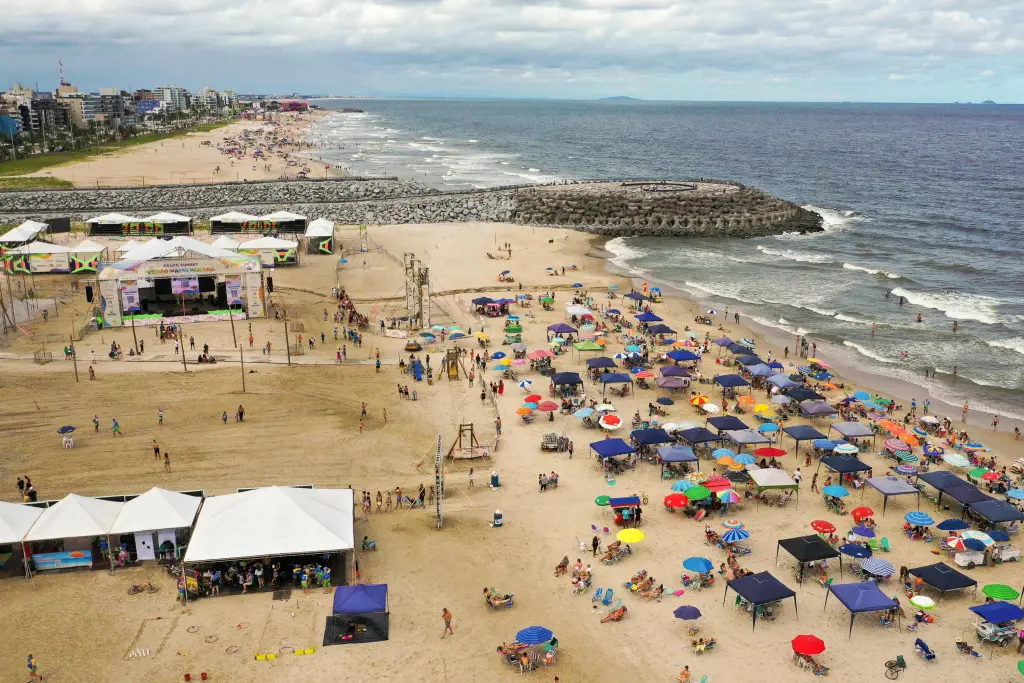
[[722, 528, 750, 543], [896, 451, 919, 463], [861, 558, 895, 577], [833, 443, 859, 455], [713, 448, 736, 459], [884, 439, 909, 451], [722, 519, 744, 529], [982, 584, 1021, 601], [904, 511, 934, 526], [718, 490, 741, 504], [894, 464, 918, 475], [963, 530, 994, 546], [943, 453, 970, 467], [912, 427, 927, 437], [944, 536, 966, 551], [962, 442, 985, 451], [518, 380, 533, 389], [685, 485, 712, 501]]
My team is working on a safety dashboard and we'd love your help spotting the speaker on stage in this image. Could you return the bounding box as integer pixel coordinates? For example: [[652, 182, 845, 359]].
[[267, 276, 274, 293], [85, 285, 94, 303]]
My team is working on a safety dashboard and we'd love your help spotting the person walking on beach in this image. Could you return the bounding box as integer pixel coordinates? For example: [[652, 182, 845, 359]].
[[163, 452, 171, 472], [441, 608, 454, 638], [174, 339, 180, 355], [158, 408, 164, 426], [153, 439, 161, 460], [112, 418, 123, 437], [793, 468, 802, 488], [376, 490, 383, 513], [592, 535, 600, 556], [27, 654, 42, 681], [992, 415, 999, 431], [810, 472, 819, 493], [568, 441, 574, 459], [962, 401, 969, 423], [189, 336, 195, 351], [385, 489, 393, 511], [469, 468, 475, 488], [93, 414, 100, 432], [395, 486, 404, 508]]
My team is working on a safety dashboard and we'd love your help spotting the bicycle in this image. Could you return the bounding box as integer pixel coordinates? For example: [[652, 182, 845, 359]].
[[884, 655, 906, 679], [634, 492, 649, 506], [128, 582, 160, 595]]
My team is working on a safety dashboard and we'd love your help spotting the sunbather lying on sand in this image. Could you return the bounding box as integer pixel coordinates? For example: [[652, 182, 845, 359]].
[[601, 606, 628, 623]]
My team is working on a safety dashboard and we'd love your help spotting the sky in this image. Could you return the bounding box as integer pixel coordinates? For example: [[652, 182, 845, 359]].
[[1, 0, 1022, 102]]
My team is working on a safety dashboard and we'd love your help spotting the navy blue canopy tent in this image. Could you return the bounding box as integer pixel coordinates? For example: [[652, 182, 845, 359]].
[[707, 416, 749, 433], [777, 535, 842, 580], [598, 372, 633, 384], [678, 427, 723, 445], [714, 374, 750, 389], [587, 357, 618, 369], [551, 372, 583, 386], [908, 562, 977, 596], [471, 297, 494, 305], [747, 364, 775, 378], [726, 343, 748, 355], [326, 584, 390, 645], [608, 496, 642, 507], [946, 485, 994, 510], [969, 601, 1024, 623], [658, 445, 698, 472], [800, 400, 839, 417], [667, 350, 701, 362], [547, 323, 577, 335], [917, 471, 969, 505], [735, 355, 763, 367], [818, 456, 872, 476], [722, 571, 798, 630], [787, 388, 824, 402], [647, 324, 676, 335], [968, 500, 1024, 524], [624, 292, 650, 301], [635, 311, 663, 322], [590, 438, 635, 459], [631, 428, 674, 446], [865, 477, 921, 513], [661, 365, 690, 377], [783, 425, 827, 455], [825, 582, 899, 636]]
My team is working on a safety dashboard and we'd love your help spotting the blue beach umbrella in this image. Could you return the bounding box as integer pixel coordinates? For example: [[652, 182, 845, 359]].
[[712, 448, 736, 460], [516, 626, 554, 645], [905, 511, 934, 526], [672, 480, 697, 492], [935, 519, 970, 532], [734, 454, 756, 465], [56, 426, 76, 434], [962, 538, 987, 552], [840, 543, 872, 559], [491, 351, 507, 359], [759, 424, 780, 434], [861, 558, 895, 577], [574, 408, 595, 418], [722, 529, 750, 543], [608, 285, 618, 290], [682, 557, 714, 574], [853, 391, 870, 401], [822, 485, 849, 498], [523, 402, 538, 410], [852, 525, 875, 538], [673, 605, 702, 621], [1007, 489, 1024, 501], [657, 397, 675, 406], [813, 439, 836, 450], [572, 283, 583, 288], [625, 345, 642, 352], [922, 444, 944, 457], [449, 332, 466, 339], [988, 530, 1011, 543]]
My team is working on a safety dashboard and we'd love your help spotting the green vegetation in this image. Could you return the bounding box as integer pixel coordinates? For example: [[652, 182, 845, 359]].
[[0, 120, 233, 177], [0, 176, 75, 190]]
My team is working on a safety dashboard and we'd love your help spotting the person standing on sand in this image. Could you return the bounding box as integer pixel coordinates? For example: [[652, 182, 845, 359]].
[[163, 452, 171, 472], [27, 654, 42, 681], [158, 408, 164, 426], [469, 468, 476, 488], [112, 418, 123, 437], [441, 608, 454, 638], [992, 415, 999, 431], [395, 486, 404, 508], [810, 472, 819, 493], [376, 490, 383, 513], [962, 401, 969, 423], [592, 535, 600, 556], [93, 414, 100, 432], [153, 439, 161, 460], [385, 489, 393, 511]]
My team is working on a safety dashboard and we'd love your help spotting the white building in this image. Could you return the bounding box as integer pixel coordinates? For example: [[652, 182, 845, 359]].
[[154, 85, 190, 112]]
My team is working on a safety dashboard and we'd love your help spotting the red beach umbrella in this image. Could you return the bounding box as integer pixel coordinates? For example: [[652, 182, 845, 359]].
[[664, 493, 689, 509], [811, 520, 836, 534], [981, 472, 1000, 481], [791, 634, 826, 656], [754, 447, 787, 458], [536, 401, 560, 412], [703, 476, 733, 493], [525, 394, 543, 404], [851, 506, 874, 522]]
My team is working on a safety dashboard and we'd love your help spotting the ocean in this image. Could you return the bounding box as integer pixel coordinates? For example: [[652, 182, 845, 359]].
[[306, 99, 1024, 420]]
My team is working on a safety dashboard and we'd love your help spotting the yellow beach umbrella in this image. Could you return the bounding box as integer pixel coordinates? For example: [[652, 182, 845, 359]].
[[753, 404, 771, 413], [807, 358, 821, 364], [729, 462, 746, 471], [717, 456, 735, 466], [617, 528, 645, 544], [475, 332, 489, 340], [691, 395, 710, 406], [761, 410, 777, 419]]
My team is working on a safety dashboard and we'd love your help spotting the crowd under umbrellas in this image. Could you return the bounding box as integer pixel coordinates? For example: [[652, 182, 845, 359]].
[[493, 278, 1024, 678]]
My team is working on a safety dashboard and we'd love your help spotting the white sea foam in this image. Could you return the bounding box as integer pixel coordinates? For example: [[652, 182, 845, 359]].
[[842, 263, 901, 279], [890, 287, 1004, 325], [987, 338, 1024, 356], [756, 245, 833, 264], [834, 313, 873, 325], [682, 281, 760, 305], [749, 316, 807, 336], [527, 168, 540, 172], [803, 204, 864, 233], [843, 340, 897, 364]]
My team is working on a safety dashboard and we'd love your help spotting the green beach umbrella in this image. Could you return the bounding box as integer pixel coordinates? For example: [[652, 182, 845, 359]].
[[876, 398, 893, 406], [968, 467, 990, 479], [686, 485, 712, 502], [595, 495, 610, 507], [896, 451, 918, 463], [1019, 661, 1024, 677], [540, 297, 554, 303], [983, 584, 1021, 601]]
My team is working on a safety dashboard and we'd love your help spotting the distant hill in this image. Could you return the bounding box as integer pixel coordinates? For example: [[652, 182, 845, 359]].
[[598, 96, 641, 102]]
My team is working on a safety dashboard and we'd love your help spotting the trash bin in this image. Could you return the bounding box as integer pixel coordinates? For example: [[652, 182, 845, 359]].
[[490, 472, 500, 488], [493, 509, 503, 527]]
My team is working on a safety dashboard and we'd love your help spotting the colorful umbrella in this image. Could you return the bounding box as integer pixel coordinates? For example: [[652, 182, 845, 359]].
[[754, 447, 787, 458], [685, 485, 712, 501], [791, 635, 826, 656], [671, 480, 697, 492], [516, 626, 554, 645], [722, 520, 744, 529], [861, 558, 895, 577], [716, 456, 735, 466], [851, 506, 874, 520], [718, 490, 741, 504], [758, 424, 780, 433], [909, 595, 935, 610], [922, 444, 944, 456], [713, 448, 736, 459], [884, 439, 909, 451], [981, 472, 1000, 482], [635, 370, 655, 379], [525, 394, 542, 403], [833, 443, 859, 455], [962, 530, 994, 546], [617, 528, 645, 543], [943, 453, 969, 467], [968, 467, 990, 479], [682, 557, 714, 574], [822, 485, 849, 498], [896, 451, 919, 463], [599, 415, 623, 430], [664, 493, 690, 509], [852, 525, 875, 538], [518, 380, 533, 389], [736, 395, 756, 406], [536, 401, 559, 412], [734, 454, 756, 465], [522, 402, 538, 410], [722, 527, 749, 542], [982, 584, 1021, 601], [894, 464, 918, 475], [962, 442, 985, 451], [516, 407, 533, 416], [811, 520, 836, 534], [574, 408, 595, 418], [753, 404, 772, 414], [944, 536, 967, 552], [904, 511, 934, 526], [690, 395, 710, 406]]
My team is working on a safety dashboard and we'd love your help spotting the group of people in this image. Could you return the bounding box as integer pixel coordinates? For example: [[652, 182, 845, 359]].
[[360, 485, 434, 514]]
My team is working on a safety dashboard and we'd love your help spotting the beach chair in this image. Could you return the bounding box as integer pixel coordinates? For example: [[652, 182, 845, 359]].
[[868, 538, 880, 552], [914, 638, 936, 661], [591, 588, 604, 603], [880, 537, 892, 552], [607, 598, 623, 612], [602, 589, 614, 606], [820, 577, 833, 590]]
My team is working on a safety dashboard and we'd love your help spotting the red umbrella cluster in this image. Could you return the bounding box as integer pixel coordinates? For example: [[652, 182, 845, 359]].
[[754, 447, 787, 458]]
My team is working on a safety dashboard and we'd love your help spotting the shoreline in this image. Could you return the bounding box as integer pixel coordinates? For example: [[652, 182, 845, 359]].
[[594, 235, 1023, 432]]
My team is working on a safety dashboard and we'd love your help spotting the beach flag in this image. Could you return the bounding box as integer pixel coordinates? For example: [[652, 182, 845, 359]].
[[642, 282, 649, 295]]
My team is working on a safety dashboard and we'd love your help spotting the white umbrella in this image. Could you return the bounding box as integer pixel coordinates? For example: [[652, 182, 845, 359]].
[[594, 403, 616, 412], [702, 404, 720, 414]]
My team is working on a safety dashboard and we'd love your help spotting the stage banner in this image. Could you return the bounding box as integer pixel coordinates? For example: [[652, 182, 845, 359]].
[[120, 280, 141, 312], [244, 271, 264, 318], [28, 252, 70, 273], [33, 550, 93, 570], [99, 278, 121, 327], [171, 277, 199, 295], [226, 276, 243, 306]]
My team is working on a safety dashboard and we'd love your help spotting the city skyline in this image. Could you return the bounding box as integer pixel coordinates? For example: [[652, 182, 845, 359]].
[[0, 1, 1021, 103]]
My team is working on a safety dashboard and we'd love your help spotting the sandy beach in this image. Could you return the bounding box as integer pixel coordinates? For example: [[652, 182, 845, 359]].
[[1, 220, 1022, 683], [22, 111, 344, 188]]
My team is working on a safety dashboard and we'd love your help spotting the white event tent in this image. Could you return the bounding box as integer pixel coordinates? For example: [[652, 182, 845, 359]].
[[210, 236, 240, 250], [23, 494, 123, 543], [0, 501, 44, 578], [0, 220, 49, 244], [109, 488, 203, 562], [184, 486, 354, 563]]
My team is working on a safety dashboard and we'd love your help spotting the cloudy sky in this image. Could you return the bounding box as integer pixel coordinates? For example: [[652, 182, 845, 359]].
[[2, 0, 1021, 101]]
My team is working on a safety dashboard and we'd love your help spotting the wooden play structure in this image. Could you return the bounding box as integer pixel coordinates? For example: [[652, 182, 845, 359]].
[[446, 423, 490, 462]]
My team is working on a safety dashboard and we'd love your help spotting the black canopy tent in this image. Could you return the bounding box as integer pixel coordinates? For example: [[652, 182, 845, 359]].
[[916, 471, 969, 506], [967, 500, 1024, 524], [908, 562, 978, 597], [817, 456, 872, 476], [707, 416, 749, 433], [782, 425, 827, 455], [723, 571, 797, 630], [777, 535, 842, 580], [677, 427, 723, 447]]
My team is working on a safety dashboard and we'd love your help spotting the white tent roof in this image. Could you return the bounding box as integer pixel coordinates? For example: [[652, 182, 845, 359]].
[[210, 236, 240, 250], [305, 218, 334, 237], [120, 236, 253, 262], [184, 486, 354, 563], [144, 212, 192, 223], [747, 469, 798, 489], [86, 213, 139, 225], [209, 211, 259, 223], [261, 210, 307, 221], [70, 239, 106, 253], [23, 494, 123, 542], [109, 488, 202, 535], [238, 236, 298, 249], [0, 220, 49, 243], [114, 240, 141, 254], [7, 241, 73, 255], [0, 501, 44, 545]]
